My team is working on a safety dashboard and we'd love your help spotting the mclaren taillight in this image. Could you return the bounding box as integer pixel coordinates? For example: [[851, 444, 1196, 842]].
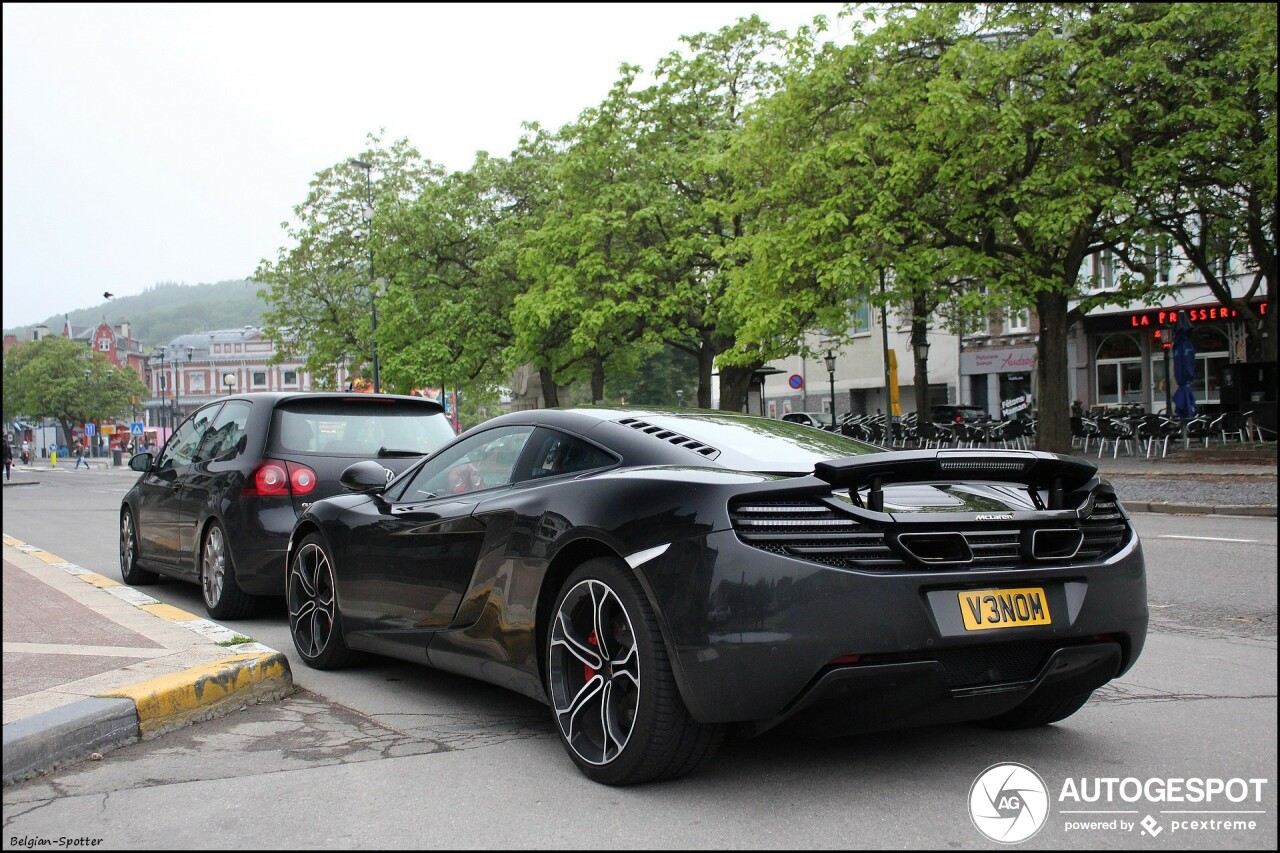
[[243, 459, 316, 497]]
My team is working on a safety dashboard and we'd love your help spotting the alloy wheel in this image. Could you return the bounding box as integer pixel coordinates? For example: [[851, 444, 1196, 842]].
[[548, 578, 640, 766], [120, 512, 135, 574], [201, 525, 228, 608], [288, 541, 337, 660]]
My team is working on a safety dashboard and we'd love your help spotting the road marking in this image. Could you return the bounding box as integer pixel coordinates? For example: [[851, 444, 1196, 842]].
[[1156, 535, 1257, 543]]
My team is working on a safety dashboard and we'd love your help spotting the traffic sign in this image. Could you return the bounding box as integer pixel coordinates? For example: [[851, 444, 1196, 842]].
[[131, 422, 145, 437], [84, 422, 96, 437], [788, 374, 804, 390]]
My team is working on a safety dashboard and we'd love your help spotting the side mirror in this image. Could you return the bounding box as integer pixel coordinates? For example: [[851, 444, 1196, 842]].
[[129, 452, 154, 472], [340, 460, 392, 494]]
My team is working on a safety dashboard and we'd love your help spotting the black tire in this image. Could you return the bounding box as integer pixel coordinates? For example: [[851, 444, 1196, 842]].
[[199, 520, 257, 620], [287, 533, 359, 669], [119, 508, 158, 585], [979, 690, 1094, 730], [546, 557, 724, 785]]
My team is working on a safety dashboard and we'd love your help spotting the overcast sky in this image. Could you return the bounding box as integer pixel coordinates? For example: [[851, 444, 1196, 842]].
[[2, 2, 850, 329]]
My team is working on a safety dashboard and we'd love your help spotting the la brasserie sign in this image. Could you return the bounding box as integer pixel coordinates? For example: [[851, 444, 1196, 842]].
[[1129, 302, 1268, 327]]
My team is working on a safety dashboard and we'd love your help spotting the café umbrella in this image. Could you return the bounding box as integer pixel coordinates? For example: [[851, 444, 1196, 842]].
[[1171, 311, 1197, 419]]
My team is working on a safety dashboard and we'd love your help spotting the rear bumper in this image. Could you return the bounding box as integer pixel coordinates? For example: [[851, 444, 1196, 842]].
[[635, 528, 1147, 726], [758, 641, 1121, 737]]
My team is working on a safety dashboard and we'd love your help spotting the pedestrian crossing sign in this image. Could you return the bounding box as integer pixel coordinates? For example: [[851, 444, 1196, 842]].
[[130, 422, 145, 437]]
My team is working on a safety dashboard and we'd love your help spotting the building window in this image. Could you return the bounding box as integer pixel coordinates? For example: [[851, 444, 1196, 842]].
[[1003, 306, 1031, 335], [283, 369, 298, 386], [252, 371, 267, 388], [98, 338, 111, 351], [236, 344, 242, 353], [1082, 250, 1119, 292], [190, 372, 206, 392], [850, 302, 872, 335]]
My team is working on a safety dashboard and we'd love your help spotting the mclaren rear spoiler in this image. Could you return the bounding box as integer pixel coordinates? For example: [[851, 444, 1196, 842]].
[[812, 449, 1099, 512]]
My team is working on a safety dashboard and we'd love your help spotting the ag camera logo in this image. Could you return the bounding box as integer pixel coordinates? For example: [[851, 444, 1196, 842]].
[[969, 763, 1051, 843]]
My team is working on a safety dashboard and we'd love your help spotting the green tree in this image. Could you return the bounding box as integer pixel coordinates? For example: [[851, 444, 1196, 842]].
[[255, 133, 440, 390], [2, 337, 149, 448], [748, 3, 1198, 452], [519, 16, 794, 411], [379, 128, 560, 402], [1137, 2, 1277, 360]]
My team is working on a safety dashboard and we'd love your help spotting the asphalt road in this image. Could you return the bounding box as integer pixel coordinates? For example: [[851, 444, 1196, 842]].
[[2, 467, 1276, 849]]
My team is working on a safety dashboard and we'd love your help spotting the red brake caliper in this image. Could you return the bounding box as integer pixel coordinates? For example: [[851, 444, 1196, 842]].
[[584, 630, 599, 682]]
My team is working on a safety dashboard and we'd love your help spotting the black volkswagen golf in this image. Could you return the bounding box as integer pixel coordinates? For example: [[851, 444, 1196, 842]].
[[119, 392, 456, 618]]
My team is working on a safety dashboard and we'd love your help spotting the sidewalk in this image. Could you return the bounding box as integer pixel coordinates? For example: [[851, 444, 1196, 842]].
[[1, 536, 293, 786]]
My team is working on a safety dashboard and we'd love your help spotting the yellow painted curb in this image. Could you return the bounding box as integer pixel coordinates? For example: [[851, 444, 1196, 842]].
[[100, 652, 293, 738], [138, 602, 201, 622], [80, 573, 122, 588]]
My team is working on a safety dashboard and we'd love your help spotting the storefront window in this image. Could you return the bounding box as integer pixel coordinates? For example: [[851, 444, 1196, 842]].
[[1095, 334, 1142, 406], [1192, 327, 1229, 405], [999, 372, 1033, 417]]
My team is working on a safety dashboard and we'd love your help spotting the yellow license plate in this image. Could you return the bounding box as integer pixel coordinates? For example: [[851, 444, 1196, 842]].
[[959, 587, 1051, 631]]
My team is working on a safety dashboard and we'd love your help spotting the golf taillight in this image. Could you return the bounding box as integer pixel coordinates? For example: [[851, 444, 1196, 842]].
[[243, 460, 317, 497], [289, 463, 317, 495]]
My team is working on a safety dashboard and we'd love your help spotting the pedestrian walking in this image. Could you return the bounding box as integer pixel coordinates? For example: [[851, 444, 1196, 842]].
[[2, 436, 12, 481], [21, 438, 31, 465], [74, 440, 90, 470], [50, 445, 57, 467]]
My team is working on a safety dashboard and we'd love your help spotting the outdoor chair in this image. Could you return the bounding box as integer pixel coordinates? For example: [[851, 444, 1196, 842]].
[[1241, 411, 1267, 442], [1182, 416, 1212, 449], [996, 419, 1031, 450], [1211, 411, 1249, 444], [1137, 415, 1179, 459], [1070, 416, 1098, 453], [1095, 417, 1136, 458]]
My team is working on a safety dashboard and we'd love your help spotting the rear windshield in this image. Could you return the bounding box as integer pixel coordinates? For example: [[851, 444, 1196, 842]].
[[640, 413, 881, 473], [269, 399, 457, 457]]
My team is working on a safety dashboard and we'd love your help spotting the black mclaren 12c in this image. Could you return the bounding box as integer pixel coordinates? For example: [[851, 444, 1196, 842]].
[[286, 407, 1147, 785]]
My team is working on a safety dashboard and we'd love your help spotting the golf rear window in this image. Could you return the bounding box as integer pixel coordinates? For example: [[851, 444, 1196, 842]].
[[269, 399, 456, 456]]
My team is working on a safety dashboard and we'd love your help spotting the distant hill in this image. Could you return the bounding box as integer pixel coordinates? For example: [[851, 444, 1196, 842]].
[[4, 280, 267, 348]]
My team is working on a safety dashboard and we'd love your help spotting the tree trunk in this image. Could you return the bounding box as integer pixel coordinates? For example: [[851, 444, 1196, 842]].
[[1035, 291, 1072, 454], [718, 363, 761, 413], [695, 347, 716, 409], [539, 366, 559, 409], [590, 358, 605, 404]]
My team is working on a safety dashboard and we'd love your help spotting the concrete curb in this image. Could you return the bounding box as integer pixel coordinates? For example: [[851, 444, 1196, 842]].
[[100, 652, 292, 739], [1127, 502, 1278, 517], [0, 536, 293, 786]]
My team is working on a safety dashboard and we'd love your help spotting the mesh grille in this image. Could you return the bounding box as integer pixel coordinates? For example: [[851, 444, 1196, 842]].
[[730, 496, 1130, 571], [729, 501, 900, 569]]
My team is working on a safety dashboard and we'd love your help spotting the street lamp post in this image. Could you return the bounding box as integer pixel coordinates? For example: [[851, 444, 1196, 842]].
[[350, 158, 381, 393], [913, 337, 931, 423], [149, 348, 166, 432], [880, 266, 893, 443], [824, 351, 837, 431], [84, 368, 92, 455], [173, 346, 192, 426]]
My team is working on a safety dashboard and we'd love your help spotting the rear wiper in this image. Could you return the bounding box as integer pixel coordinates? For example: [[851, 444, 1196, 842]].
[[377, 447, 426, 458]]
